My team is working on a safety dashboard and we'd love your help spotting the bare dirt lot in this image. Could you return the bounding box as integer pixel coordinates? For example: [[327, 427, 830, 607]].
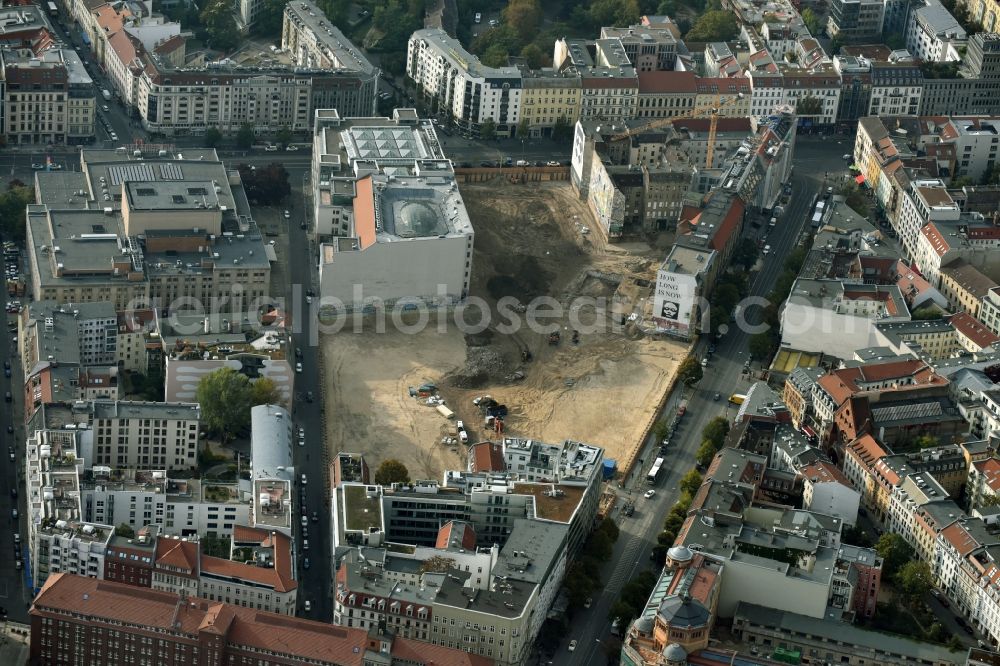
[[321, 180, 690, 479]]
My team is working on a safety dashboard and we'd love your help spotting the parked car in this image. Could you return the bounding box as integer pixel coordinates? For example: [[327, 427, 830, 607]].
[[644, 489, 656, 499], [304, 600, 311, 611], [568, 640, 577, 652]]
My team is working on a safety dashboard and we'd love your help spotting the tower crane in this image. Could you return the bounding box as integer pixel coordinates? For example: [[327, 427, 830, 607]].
[[609, 92, 745, 168]]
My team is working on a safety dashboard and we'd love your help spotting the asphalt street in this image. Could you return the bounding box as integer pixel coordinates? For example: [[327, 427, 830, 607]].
[[567, 136, 846, 666]]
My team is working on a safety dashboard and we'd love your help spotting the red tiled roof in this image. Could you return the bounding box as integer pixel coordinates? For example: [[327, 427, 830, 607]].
[[154, 538, 200, 576], [846, 434, 887, 471], [353, 176, 376, 250], [583, 76, 638, 89], [949, 312, 1000, 349], [637, 70, 697, 94], [920, 224, 950, 257], [709, 196, 746, 253], [800, 460, 853, 488], [469, 441, 506, 473], [940, 522, 979, 556], [974, 458, 1000, 493], [153, 34, 185, 55], [435, 520, 477, 550], [201, 555, 297, 593], [229, 525, 297, 593]]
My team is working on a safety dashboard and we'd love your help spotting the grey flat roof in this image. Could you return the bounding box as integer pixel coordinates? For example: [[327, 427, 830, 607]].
[[35, 172, 90, 210], [91, 400, 201, 421], [284, 0, 377, 75], [735, 601, 963, 664], [411, 28, 520, 79], [250, 404, 294, 479]]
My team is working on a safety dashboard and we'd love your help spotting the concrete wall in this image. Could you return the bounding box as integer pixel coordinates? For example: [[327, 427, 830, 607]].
[[718, 557, 829, 618], [318, 234, 472, 310], [779, 302, 881, 359]]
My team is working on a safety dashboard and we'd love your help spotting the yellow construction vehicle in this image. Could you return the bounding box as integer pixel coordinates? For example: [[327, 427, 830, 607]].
[[610, 92, 745, 167]]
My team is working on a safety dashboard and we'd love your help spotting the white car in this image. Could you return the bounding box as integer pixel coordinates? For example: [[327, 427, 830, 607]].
[[264, 144, 278, 152], [304, 600, 311, 612], [644, 489, 656, 499], [303, 539, 309, 550], [842, 153, 851, 160], [295, 362, 303, 373], [285, 145, 298, 151], [301, 473, 307, 485], [568, 640, 577, 652], [763, 244, 771, 255], [283, 210, 290, 219]]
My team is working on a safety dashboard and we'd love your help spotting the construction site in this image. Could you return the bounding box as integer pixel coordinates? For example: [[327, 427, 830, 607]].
[[321, 180, 690, 481]]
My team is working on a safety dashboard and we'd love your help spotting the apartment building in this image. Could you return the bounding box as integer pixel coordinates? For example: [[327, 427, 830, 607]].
[[599, 24, 678, 72], [82, 469, 250, 537], [635, 70, 697, 119], [518, 67, 581, 137], [86, 399, 201, 471], [20, 301, 117, 377], [248, 404, 295, 537], [29, 148, 271, 313], [116, 308, 157, 373], [896, 178, 961, 261], [906, 0, 966, 63], [555, 38, 639, 123], [939, 258, 998, 317], [833, 55, 873, 124], [26, 426, 114, 591], [407, 28, 522, 136], [869, 62, 923, 117], [30, 574, 491, 665], [966, 0, 1000, 31], [940, 117, 1000, 182], [920, 34, 1000, 116], [981, 287, 1000, 336], [335, 519, 565, 665], [333, 439, 603, 560], [311, 109, 474, 311], [827, 0, 885, 42], [2, 49, 73, 146]]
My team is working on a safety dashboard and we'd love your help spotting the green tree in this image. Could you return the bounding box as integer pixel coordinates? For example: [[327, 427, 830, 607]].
[[201, 534, 231, 557], [652, 420, 671, 443], [696, 439, 718, 467], [251, 0, 287, 35], [838, 182, 871, 218], [482, 44, 510, 67], [0, 181, 35, 242], [236, 123, 255, 149], [552, 115, 573, 142], [516, 118, 530, 139], [238, 163, 291, 204], [374, 459, 411, 485], [250, 377, 282, 407], [796, 95, 823, 116], [912, 433, 939, 449], [679, 468, 703, 495], [588, 529, 614, 561], [732, 238, 760, 271], [749, 331, 776, 360], [587, 0, 641, 28], [911, 306, 943, 320], [895, 560, 933, 601], [480, 118, 497, 140], [200, 0, 239, 51], [875, 532, 913, 578], [520, 43, 545, 69], [115, 523, 135, 538], [801, 7, 822, 34], [204, 127, 223, 148], [702, 417, 729, 448], [276, 127, 293, 147], [503, 0, 543, 42], [842, 524, 874, 548], [685, 10, 738, 41], [596, 517, 620, 542], [196, 367, 253, 441], [677, 356, 703, 385]]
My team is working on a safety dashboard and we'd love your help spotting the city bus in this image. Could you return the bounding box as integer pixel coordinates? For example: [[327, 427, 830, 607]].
[[647, 457, 664, 485]]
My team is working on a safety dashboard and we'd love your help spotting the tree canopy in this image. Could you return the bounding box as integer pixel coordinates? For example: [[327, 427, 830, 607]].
[[677, 356, 703, 386], [200, 0, 240, 51], [0, 181, 34, 242], [237, 163, 291, 205], [685, 11, 738, 42], [197, 368, 252, 440], [196, 368, 280, 441], [374, 459, 411, 485], [203, 127, 223, 148], [702, 417, 730, 449], [875, 532, 913, 578]]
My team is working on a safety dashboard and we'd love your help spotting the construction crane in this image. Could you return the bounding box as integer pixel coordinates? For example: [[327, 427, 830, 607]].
[[609, 92, 745, 168]]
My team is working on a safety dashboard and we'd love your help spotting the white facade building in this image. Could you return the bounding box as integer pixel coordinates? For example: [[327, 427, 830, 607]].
[[407, 28, 522, 136]]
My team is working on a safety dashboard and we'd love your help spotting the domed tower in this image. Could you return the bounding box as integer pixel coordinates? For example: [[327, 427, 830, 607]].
[[666, 545, 693, 570], [662, 642, 687, 666]]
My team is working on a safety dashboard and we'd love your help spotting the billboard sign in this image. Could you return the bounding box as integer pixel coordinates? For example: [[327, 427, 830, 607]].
[[652, 269, 698, 337]]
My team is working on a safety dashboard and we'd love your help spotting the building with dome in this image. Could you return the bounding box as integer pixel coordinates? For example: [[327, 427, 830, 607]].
[[311, 108, 474, 312], [620, 545, 723, 666]]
